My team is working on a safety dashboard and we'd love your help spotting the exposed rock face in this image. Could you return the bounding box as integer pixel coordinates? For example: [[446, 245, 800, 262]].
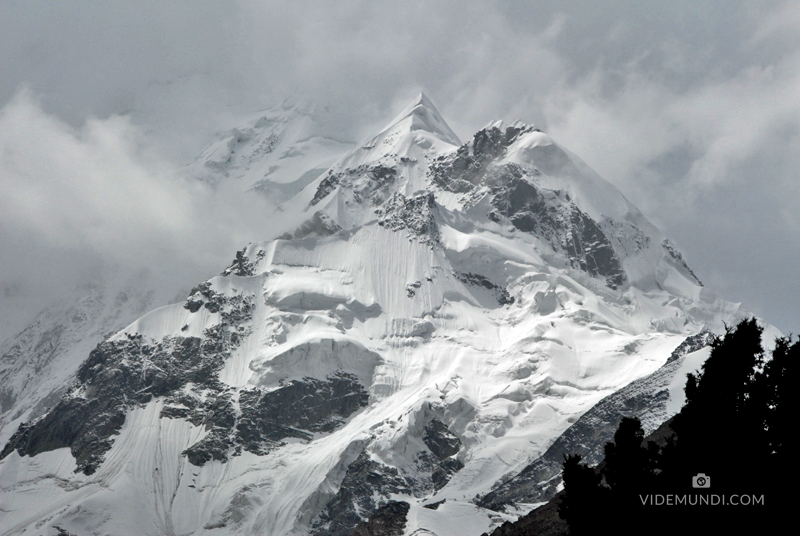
[[350, 500, 410, 536], [280, 211, 343, 240], [2, 333, 217, 474], [312, 414, 465, 535], [231, 373, 369, 456], [423, 418, 461, 460], [489, 173, 625, 289], [1, 290, 254, 474], [431, 126, 626, 289], [455, 272, 515, 305], [422, 418, 465, 490], [377, 192, 441, 245], [0, 277, 160, 446], [313, 452, 414, 536], [430, 124, 538, 193], [477, 332, 714, 511], [311, 165, 397, 208], [184, 280, 227, 313], [221, 247, 259, 276], [662, 239, 703, 286], [0, 281, 371, 474], [176, 372, 369, 466]]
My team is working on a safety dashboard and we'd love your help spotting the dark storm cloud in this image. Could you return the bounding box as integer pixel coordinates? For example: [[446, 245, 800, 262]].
[[1, 0, 798, 334]]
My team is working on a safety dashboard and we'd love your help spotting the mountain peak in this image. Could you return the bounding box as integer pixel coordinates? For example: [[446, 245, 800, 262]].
[[408, 91, 431, 107], [295, 93, 462, 230], [393, 91, 435, 118], [384, 92, 461, 147]]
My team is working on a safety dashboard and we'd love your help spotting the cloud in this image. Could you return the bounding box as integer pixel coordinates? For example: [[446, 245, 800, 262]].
[[1, 0, 798, 333], [0, 90, 285, 340]]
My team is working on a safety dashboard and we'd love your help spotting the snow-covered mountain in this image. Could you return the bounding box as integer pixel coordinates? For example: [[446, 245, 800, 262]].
[[0, 94, 756, 536]]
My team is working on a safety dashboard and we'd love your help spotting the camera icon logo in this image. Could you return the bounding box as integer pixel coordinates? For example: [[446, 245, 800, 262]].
[[692, 473, 711, 488]]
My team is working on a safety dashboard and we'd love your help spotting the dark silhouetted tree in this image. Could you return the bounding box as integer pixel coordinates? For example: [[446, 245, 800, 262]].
[[669, 318, 770, 491], [603, 417, 654, 496], [558, 454, 607, 535], [760, 334, 799, 461]]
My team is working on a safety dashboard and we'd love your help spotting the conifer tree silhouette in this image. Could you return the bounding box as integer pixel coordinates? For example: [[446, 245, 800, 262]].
[[558, 454, 607, 535], [603, 417, 652, 495]]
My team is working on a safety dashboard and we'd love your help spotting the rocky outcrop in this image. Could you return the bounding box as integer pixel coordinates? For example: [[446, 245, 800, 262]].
[[351, 501, 411, 536], [280, 211, 343, 240], [311, 165, 397, 208], [663, 239, 703, 286], [455, 272, 515, 305], [1, 289, 254, 474], [312, 415, 464, 535], [178, 372, 369, 466], [430, 124, 538, 193], [221, 246, 261, 276], [0, 279, 159, 444], [377, 192, 441, 245], [431, 126, 626, 289], [421, 418, 465, 490], [232, 373, 369, 456], [184, 281, 227, 313], [313, 451, 414, 536]]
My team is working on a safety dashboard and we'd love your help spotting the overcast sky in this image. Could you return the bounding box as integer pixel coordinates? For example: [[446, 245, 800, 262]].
[[1, 0, 798, 337]]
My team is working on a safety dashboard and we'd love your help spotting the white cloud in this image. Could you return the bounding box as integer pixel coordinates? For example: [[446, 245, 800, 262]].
[[0, 90, 285, 340]]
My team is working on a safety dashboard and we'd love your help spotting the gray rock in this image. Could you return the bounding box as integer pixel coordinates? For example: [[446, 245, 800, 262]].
[[313, 451, 414, 536], [662, 239, 703, 286], [455, 272, 515, 305], [221, 247, 258, 277], [351, 501, 410, 536], [312, 414, 464, 535], [231, 373, 369, 457], [1, 272, 373, 476], [311, 165, 397, 208], [431, 126, 626, 289], [377, 192, 440, 245], [279, 211, 343, 240]]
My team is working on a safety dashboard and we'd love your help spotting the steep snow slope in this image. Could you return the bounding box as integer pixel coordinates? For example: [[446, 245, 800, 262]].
[[0, 95, 754, 536]]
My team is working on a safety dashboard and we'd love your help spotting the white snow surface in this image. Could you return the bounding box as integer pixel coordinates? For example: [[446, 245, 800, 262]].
[[0, 95, 761, 536]]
